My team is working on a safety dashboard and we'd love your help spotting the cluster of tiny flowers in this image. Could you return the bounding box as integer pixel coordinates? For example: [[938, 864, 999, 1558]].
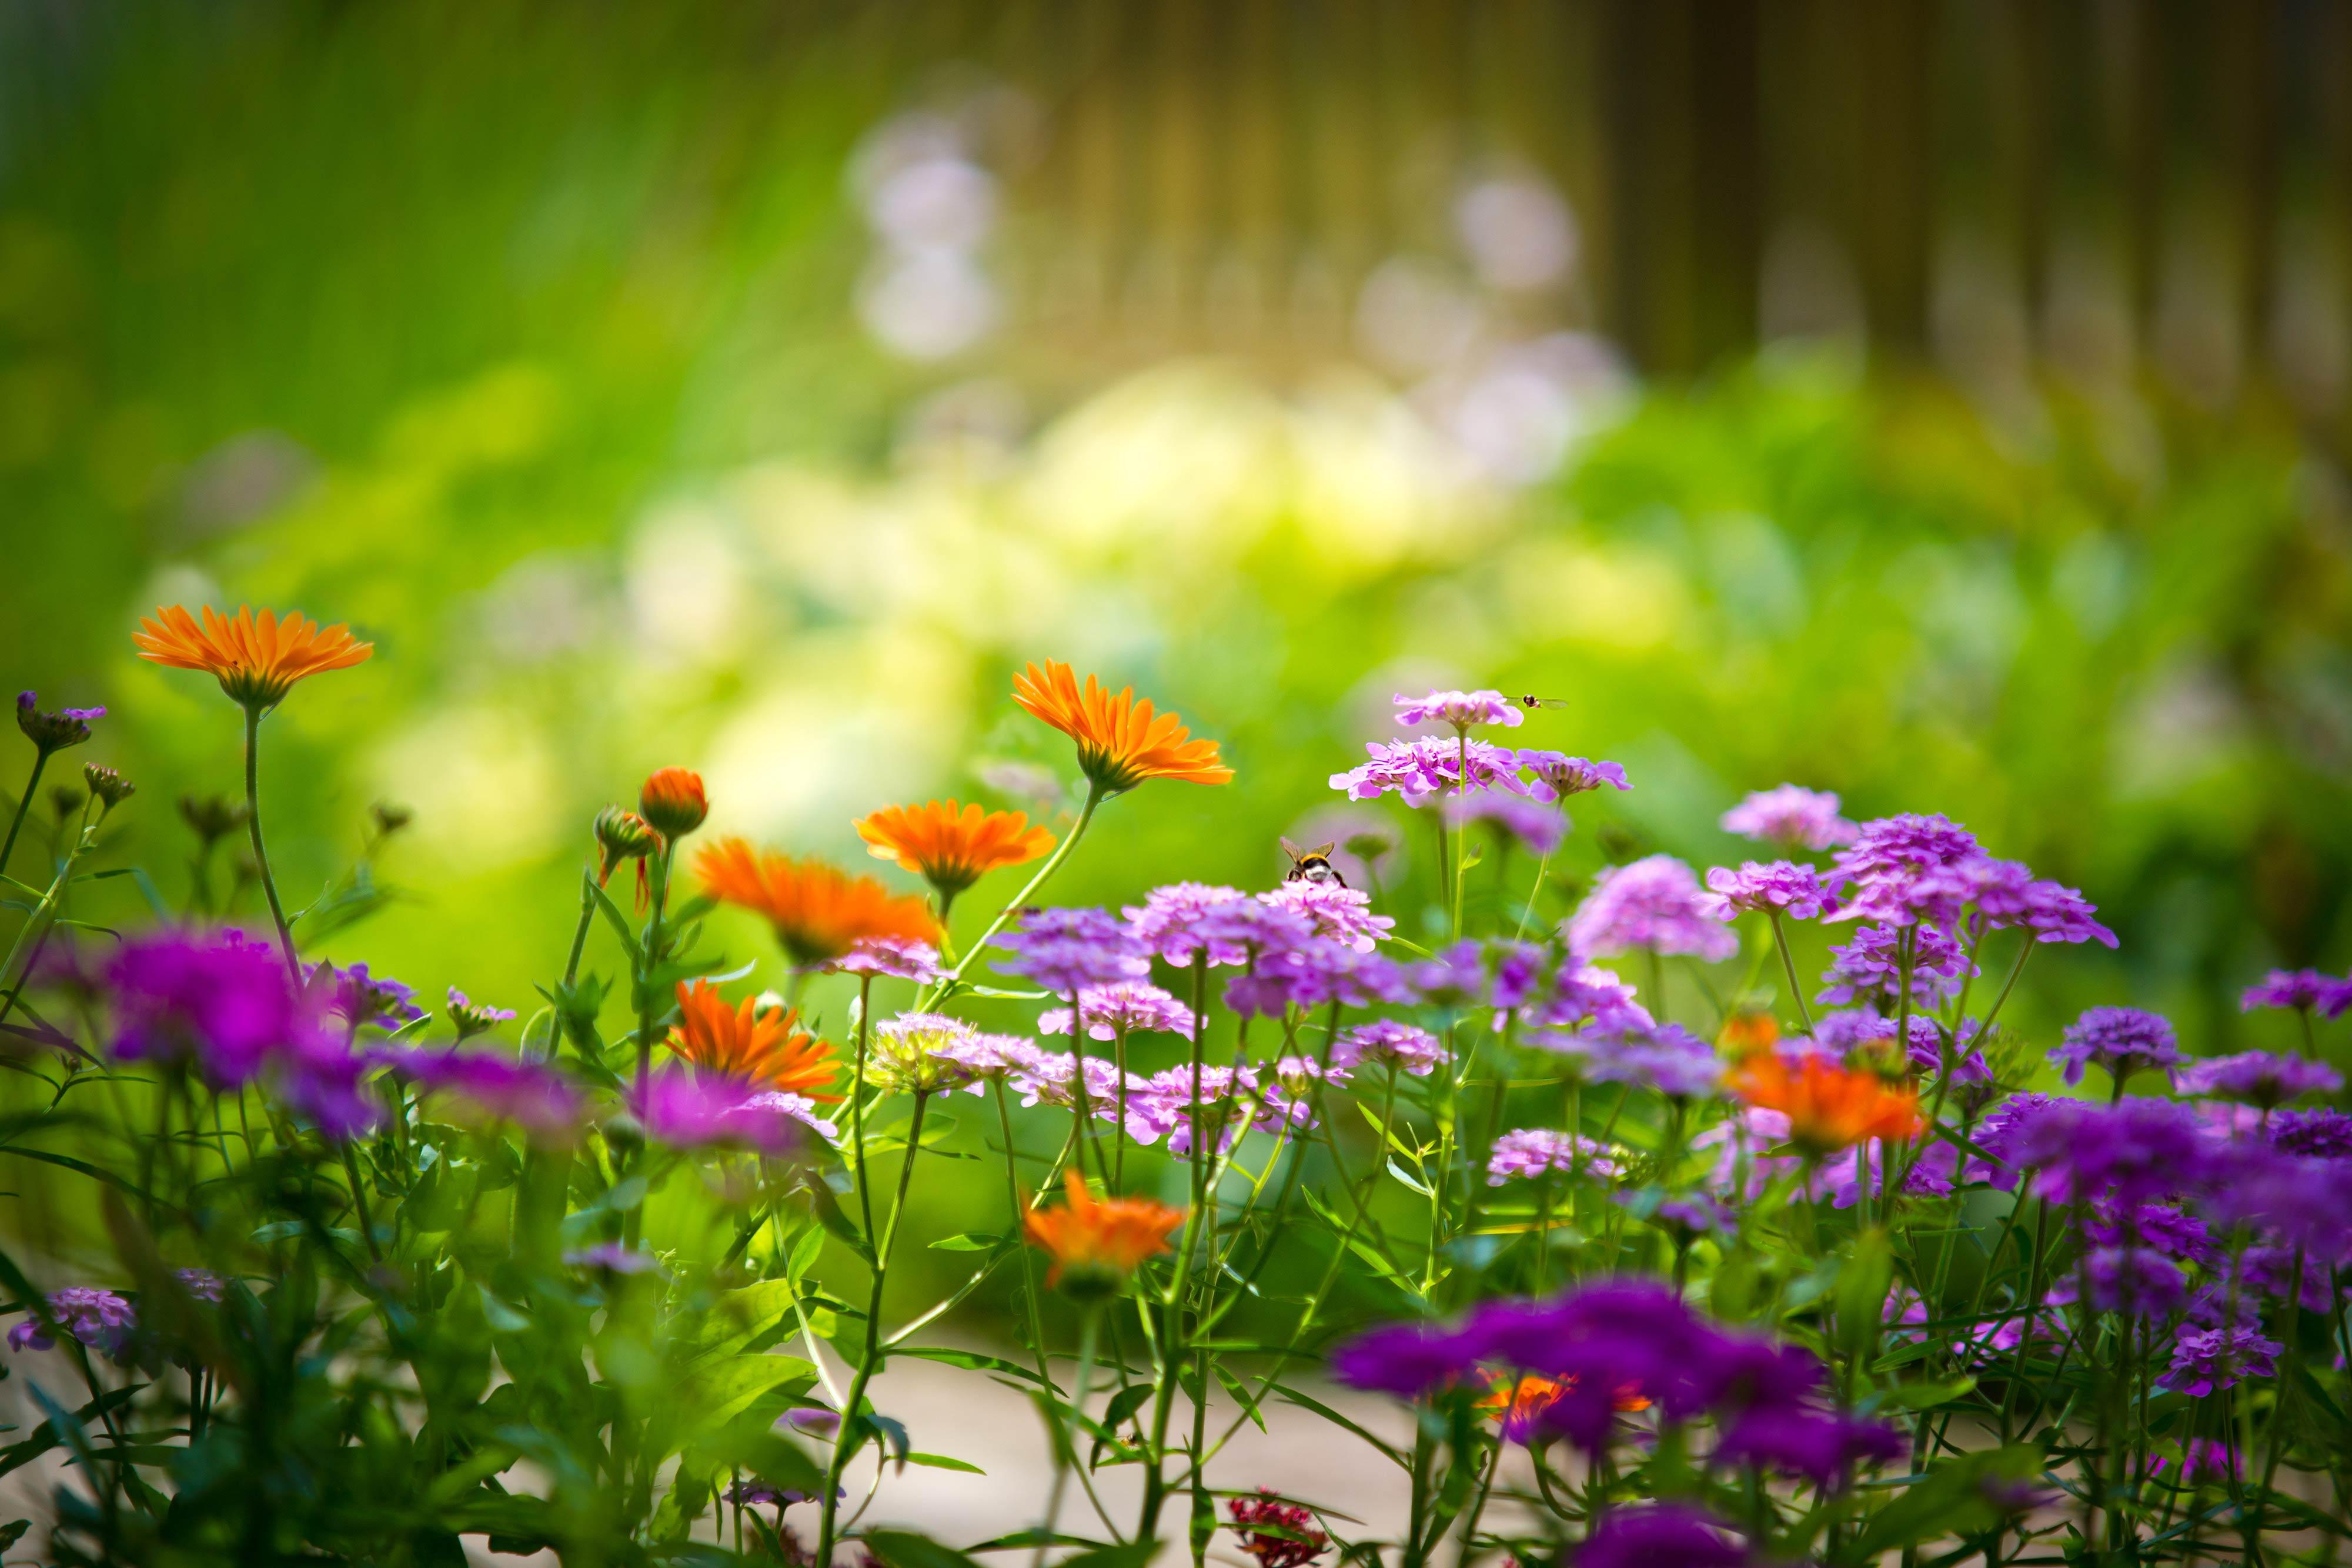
[[1720, 785, 1857, 851], [1567, 855, 1738, 962], [1329, 737, 1534, 807], [1328, 1019, 1444, 1076], [993, 908, 1150, 992], [1817, 923, 1975, 1009], [1393, 688, 1523, 732], [1546, 1022, 1723, 1099], [866, 1014, 991, 1095], [821, 936, 943, 984], [308, 960, 427, 1031], [1486, 1128, 1619, 1183], [1225, 1490, 1331, 1568], [10, 1286, 137, 1356], [1259, 880, 1394, 951], [1702, 861, 1834, 920], [2176, 1050, 2342, 1108], [2049, 1007, 2182, 1089], [1039, 981, 1197, 1041], [2240, 968, 2352, 1015], [444, 988, 517, 1040]]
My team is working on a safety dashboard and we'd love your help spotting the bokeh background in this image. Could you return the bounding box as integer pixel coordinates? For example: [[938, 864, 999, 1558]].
[[5, 0, 2351, 1109]]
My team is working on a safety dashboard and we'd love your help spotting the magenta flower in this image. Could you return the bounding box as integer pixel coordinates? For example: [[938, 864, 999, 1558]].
[[1524, 962, 1651, 1034], [1040, 981, 1197, 1041], [2050, 1007, 2181, 1089], [2160, 1328, 2280, 1398], [1330, 737, 1532, 807], [2002, 1098, 2210, 1206], [992, 907, 1151, 993], [385, 1047, 586, 1140], [1703, 861, 1833, 920], [1124, 882, 1252, 965], [1720, 785, 1856, 851], [743, 1090, 840, 1142], [1259, 881, 1394, 952], [1553, 1022, 1725, 1099], [2271, 1108, 2352, 1158], [273, 1031, 385, 1141], [1392, 688, 1523, 732], [106, 930, 310, 1089], [1486, 1128, 1618, 1183], [2241, 968, 2352, 1017], [8, 1286, 135, 1356], [1566, 855, 1738, 962], [1443, 788, 1568, 854], [2153, 1439, 2239, 1487], [1226, 1489, 1331, 1568], [175, 1269, 226, 1303], [1576, 1505, 1753, 1568], [1517, 751, 1631, 803], [304, 960, 425, 1031], [1965, 859, 2116, 948], [820, 935, 943, 984], [1827, 813, 1982, 929], [1818, 922, 1973, 1009], [2177, 1049, 2341, 1108], [628, 1070, 803, 1156], [1329, 1019, 1444, 1076], [563, 1244, 663, 1275]]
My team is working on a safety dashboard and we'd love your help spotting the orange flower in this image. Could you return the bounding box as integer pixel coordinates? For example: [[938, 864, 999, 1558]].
[[1476, 1373, 1651, 1442], [1716, 1008, 1781, 1058], [854, 799, 1054, 899], [696, 837, 941, 967], [639, 767, 708, 840], [1732, 1053, 1924, 1156], [1022, 1169, 1186, 1296], [1011, 660, 1233, 795], [134, 605, 373, 711], [664, 979, 840, 1100]]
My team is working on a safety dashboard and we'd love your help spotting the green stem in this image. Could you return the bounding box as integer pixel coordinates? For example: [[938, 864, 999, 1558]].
[[1767, 910, 1814, 1035], [0, 749, 47, 887], [925, 781, 1104, 1007], [817, 1090, 930, 1568], [1140, 950, 1210, 1540], [1035, 1305, 1102, 1568], [242, 706, 300, 981]]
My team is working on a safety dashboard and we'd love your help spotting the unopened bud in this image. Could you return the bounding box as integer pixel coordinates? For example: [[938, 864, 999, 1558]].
[[593, 806, 659, 885], [370, 801, 414, 837], [179, 794, 250, 845], [82, 764, 135, 811], [638, 767, 708, 841]]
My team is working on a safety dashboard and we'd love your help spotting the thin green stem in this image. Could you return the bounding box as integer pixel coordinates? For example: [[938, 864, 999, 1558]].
[[1766, 910, 1814, 1035], [925, 781, 1104, 1007], [0, 750, 47, 887], [1034, 1305, 1102, 1568], [242, 706, 300, 981]]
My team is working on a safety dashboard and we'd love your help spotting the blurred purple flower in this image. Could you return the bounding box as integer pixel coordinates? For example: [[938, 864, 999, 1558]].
[[2080, 1246, 2188, 1317], [629, 1071, 802, 1156], [2177, 1049, 2341, 1108], [1966, 859, 2116, 948], [1561, 1022, 1725, 1100], [9, 1286, 135, 1356], [1712, 1406, 1905, 1489], [1124, 883, 1252, 965], [1703, 861, 1833, 920], [2160, 1327, 2280, 1396], [444, 988, 516, 1040], [1719, 785, 1856, 852], [2153, 1439, 2239, 1487], [993, 907, 1151, 994], [564, 1243, 663, 1275], [1818, 922, 1973, 1009], [2084, 1203, 2220, 1267], [306, 960, 425, 1032], [2003, 1097, 2210, 1206], [1487, 1128, 1618, 1183], [107, 930, 308, 1088], [2270, 1108, 2352, 1158], [1518, 751, 1631, 803], [1393, 688, 1522, 731], [1575, 1505, 1752, 1568], [1567, 855, 1738, 962], [820, 936, 943, 984], [386, 1047, 584, 1141], [2050, 1007, 2181, 1089], [175, 1269, 225, 1303], [2240, 969, 2352, 1017]]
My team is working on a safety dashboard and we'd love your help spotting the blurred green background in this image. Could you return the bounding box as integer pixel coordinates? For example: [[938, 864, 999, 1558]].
[[4, 0, 2350, 1111]]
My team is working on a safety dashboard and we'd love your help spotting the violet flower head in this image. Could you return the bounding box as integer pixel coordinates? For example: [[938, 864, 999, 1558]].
[[1392, 688, 1523, 733], [564, 1243, 663, 1275], [2154, 1439, 2240, 1488], [1828, 813, 1982, 929], [1442, 787, 1568, 855], [1525, 962, 1651, 1034], [1575, 1505, 1753, 1568], [2160, 1328, 2281, 1398], [2240, 968, 2352, 1016], [9, 1287, 136, 1356], [1328, 1321, 1481, 1398], [742, 1089, 840, 1142], [2006, 1098, 2210, 1206], [1712, 1406, 1906, 1489], [1703, 860, 1833, 920], [1040, 981, 1197, 1041], [388, 1047, 585, 1140], [444, 988, 517, 1041], [106, 929, 310, 1089], [306, 961, 426, 1032], [1518, 751, 1631, 803], [1487, 1128, 1618, 1183], [273, 1031, 385, 1142], [993, 907, 1150, 993], [1583, 1022, 1725, 1100], [1967, 859, 2116, 948], [175, 1268, 226, 1303], [820, 936, 943, 984], [1259, 880, 1394, 952], [1566, 855, 1739, 962], [1124, 882, 1251, 965], [2050, 1006, 2181, 1089], [1330, 1019, 1444, 1076], [628, 1070, 802, 1156], [1720, 785, 1856, 852], [2080, 1246, 2189, 1318], [2084, 1203, 2220, 1268], [2177, 1049, 2341, 1109], [2270, 1108, 2352, 1159], [1817, 922, 1973, 1009], [15, 691, 103, 754], [1331, 737, 1531, 807]]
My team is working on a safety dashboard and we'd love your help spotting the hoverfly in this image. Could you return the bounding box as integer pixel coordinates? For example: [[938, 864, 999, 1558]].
[[1519, 694, 1571, 711], [1280, 837, 1347, 888]]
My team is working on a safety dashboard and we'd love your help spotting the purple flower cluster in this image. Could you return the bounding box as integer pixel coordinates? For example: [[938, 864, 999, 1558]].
[[1040, 981, 1197, 1041], [306, 960, 426, 1032], [444, 988, 516, 1040], [627, 1071, 803, 1156], [1393, 688, 1523, 732], [1702, 861, 1834, 920], [2159, 1328, 2281, 1397], [1330, 737, 1534, 807], [1329, 1019, 1444, 1076], [382, 1047, 584, 1140], [2270, 1108, 2352, 1158], [1518, 752, 1631, 803], [2177, 1050, 2341, 1108], [993, 907, 1151, 993], [8, 1286, 136, 1356], [1487, 1128, 1619, 1183], [1720, 785, 1857, 851], [1817, 922, 1974, 1009], [1259, 881, 1394, 952], [1999, 1098, 2210, 1206], [1332, 1281, 1901, 1486], [1525, 961, 1652, 1034], [1550, 1022, 1724, 1099], [1827, 814, 1983, 928], [2240, 968, 2352, 1016], [1567, 855, 1738, 962], [1124, 882, 1250, 964], [2153, 1439, 2239, 1486], [821, 935, 943, 984], [1966, 858, 2117, 948], [2049, 1007, 2181, 1089]]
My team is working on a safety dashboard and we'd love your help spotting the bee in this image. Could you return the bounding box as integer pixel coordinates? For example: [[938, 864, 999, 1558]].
[[1519, 694, 1571, 711], [1281, 837, 1347, 888]]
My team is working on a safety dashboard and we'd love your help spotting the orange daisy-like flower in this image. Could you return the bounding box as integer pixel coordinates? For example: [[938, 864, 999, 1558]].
[[696, 837, 941, 967], [1011, 660, 1233, 795], [854, 799, 1055, 899], [1732, 1053, 1924, 1157], [1476, 1373, 1652, 1443], [134, 605, 373, 711], [664, 979, 840, 1101], [639, 767, 709, 841], [1022, 1169, 1186, 1296]]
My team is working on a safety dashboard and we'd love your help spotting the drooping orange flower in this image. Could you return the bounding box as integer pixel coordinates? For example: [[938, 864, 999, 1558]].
[[1022, 1169, 1186, 1295], [1011, 660, 1233, 795], [664, 979, 840, 1100], [696, 837, 941, 967], [1476, 1373, 1651, 1443], [854, 799, 1055, 898], [134, 605, 373, 711], [639, 767, 708, 840], [1732, 1053, 1924, 1156]]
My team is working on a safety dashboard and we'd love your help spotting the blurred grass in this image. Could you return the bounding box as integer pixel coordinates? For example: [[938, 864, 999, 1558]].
[[4, 1, 2351, 1287]]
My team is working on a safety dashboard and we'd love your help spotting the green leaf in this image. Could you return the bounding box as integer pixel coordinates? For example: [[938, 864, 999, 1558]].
[[903, 1450, 985, 1475], [806, 1177, 875, 1263], [1873, 1376, 1977, 1412], [863, 1529, 990, 1568], [1055, 1542, 1162, 1568], [1269, 1382, 1408, 1468], [1834, 1228, 1893, 1365], [929, 1231, 1001, 1252], [693, 1279, 801, 1362], [1839, 1445, 2041, 1563], [891, 1345, 1058, 1392], [680, 1354, 818, 1431]]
